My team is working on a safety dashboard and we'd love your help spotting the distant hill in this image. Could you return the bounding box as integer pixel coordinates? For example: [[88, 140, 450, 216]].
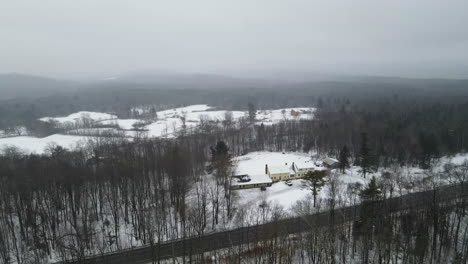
[[97, 72, 284, 89], [0, 71, 467, 129], [0, 73, 76, 100], [94, 71, 468, 98]]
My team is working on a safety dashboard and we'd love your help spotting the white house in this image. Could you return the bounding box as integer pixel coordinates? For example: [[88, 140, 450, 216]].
[[266, 162, 323, 182]]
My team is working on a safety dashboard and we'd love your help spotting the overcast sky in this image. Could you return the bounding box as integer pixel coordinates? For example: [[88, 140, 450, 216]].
[[1, 0, 468, 79]]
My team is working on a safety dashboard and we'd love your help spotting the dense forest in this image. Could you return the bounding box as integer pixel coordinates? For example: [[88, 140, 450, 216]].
[[1, 75, 468, 263], [1, 105, 468, 263]]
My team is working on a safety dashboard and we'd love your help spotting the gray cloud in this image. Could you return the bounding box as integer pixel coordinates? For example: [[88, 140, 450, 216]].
[[1, 0, 468, 79]]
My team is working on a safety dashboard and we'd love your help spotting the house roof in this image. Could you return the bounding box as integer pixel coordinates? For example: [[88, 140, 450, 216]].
[[323, 157, 339, 165], [269, 164, 295, 175]]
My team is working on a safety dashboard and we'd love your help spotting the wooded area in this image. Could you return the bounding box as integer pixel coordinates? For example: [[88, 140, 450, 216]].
[[1, 77, 468, 263], [1, 103, 468, 262]]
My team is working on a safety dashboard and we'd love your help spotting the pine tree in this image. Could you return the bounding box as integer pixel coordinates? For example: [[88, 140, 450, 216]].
[[338, 145, 350, 173], [360, 176, 382, 202], [359, 132, 374, 178], [210, 141, 230, 175], [317, 97, 324, 109], [210, 141, 234, 219], [418, 132, 439, 169], [305, 170, 327, 207], [247, 102, 256, 124]]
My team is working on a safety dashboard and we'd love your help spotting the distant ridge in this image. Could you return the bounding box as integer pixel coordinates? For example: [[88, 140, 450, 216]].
[[0, 73, 76, 100]]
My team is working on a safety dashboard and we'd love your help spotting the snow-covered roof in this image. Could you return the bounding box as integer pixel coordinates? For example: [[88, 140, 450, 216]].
[[323, 157, 339, 165], [297, 166, 315, 171], [231, 174, 272, 186], [269, 165, 295, 175]]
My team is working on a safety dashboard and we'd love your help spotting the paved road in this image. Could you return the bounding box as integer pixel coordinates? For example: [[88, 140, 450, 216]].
[[56, 183, 468, 264]]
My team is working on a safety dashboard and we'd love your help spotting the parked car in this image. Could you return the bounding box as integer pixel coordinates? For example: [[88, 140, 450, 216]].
[[285, 180, 293, 186], [239, 174, 251, 182]]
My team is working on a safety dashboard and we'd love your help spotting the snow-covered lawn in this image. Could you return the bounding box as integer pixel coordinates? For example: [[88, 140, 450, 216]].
[[235, 179, 311, 210], [233, 151, 329, 210], [233, 151, 468, 213]]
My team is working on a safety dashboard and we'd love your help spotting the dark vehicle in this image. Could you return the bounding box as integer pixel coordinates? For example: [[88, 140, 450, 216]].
[[239, 174, 251, 182]]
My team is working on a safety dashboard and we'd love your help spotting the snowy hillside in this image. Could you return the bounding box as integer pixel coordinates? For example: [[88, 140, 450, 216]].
[[0, 126, 27, 138], [256, 108, 314, 125], [0, 135, 88, 154], [39, 111, 117, 123], [0, 105, 315, 154]]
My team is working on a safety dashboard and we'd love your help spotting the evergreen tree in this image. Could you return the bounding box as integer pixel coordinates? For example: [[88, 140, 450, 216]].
[[304, 170, 327, 207], [210, 141, 233, 184], [317, 97, 324, 109], [210, 141, 230, 169], [338, 145, 350, 173], [418, 132, 439, 169], [360, 176, 382, 202], [247, 102, 256, 124], [149, 106, 157, 120], [256, 123, 265, 150], [210, 141, 234, 219], [359, 132, 375, 178]]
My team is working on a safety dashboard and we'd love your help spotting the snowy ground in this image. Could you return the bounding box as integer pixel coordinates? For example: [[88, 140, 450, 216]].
[[234, 151, 317, 176], [0, 135, 89, 154], [256, 108, 314, 125], [0, 105, 315, 154], [0, 126, 27, 138], [100, 119, 142, 130], [235, 179, 311, 210], [233, 151, 468, 212], [233, 151, 346, 210], [39, 111, 117, 123]]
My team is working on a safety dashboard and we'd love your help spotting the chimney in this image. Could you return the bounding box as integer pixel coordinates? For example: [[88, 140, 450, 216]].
[[265, 164, 268, 175]]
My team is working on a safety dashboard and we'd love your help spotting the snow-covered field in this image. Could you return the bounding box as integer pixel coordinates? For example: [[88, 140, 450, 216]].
[[150, 104, 212, 118], [0, 105, 315, 154], [0, 126, 27, 138], [100, 119, 142, 130], [39, 111, 117, 123], [0, 135, 89, 154], [256, 108, 314, 125]]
